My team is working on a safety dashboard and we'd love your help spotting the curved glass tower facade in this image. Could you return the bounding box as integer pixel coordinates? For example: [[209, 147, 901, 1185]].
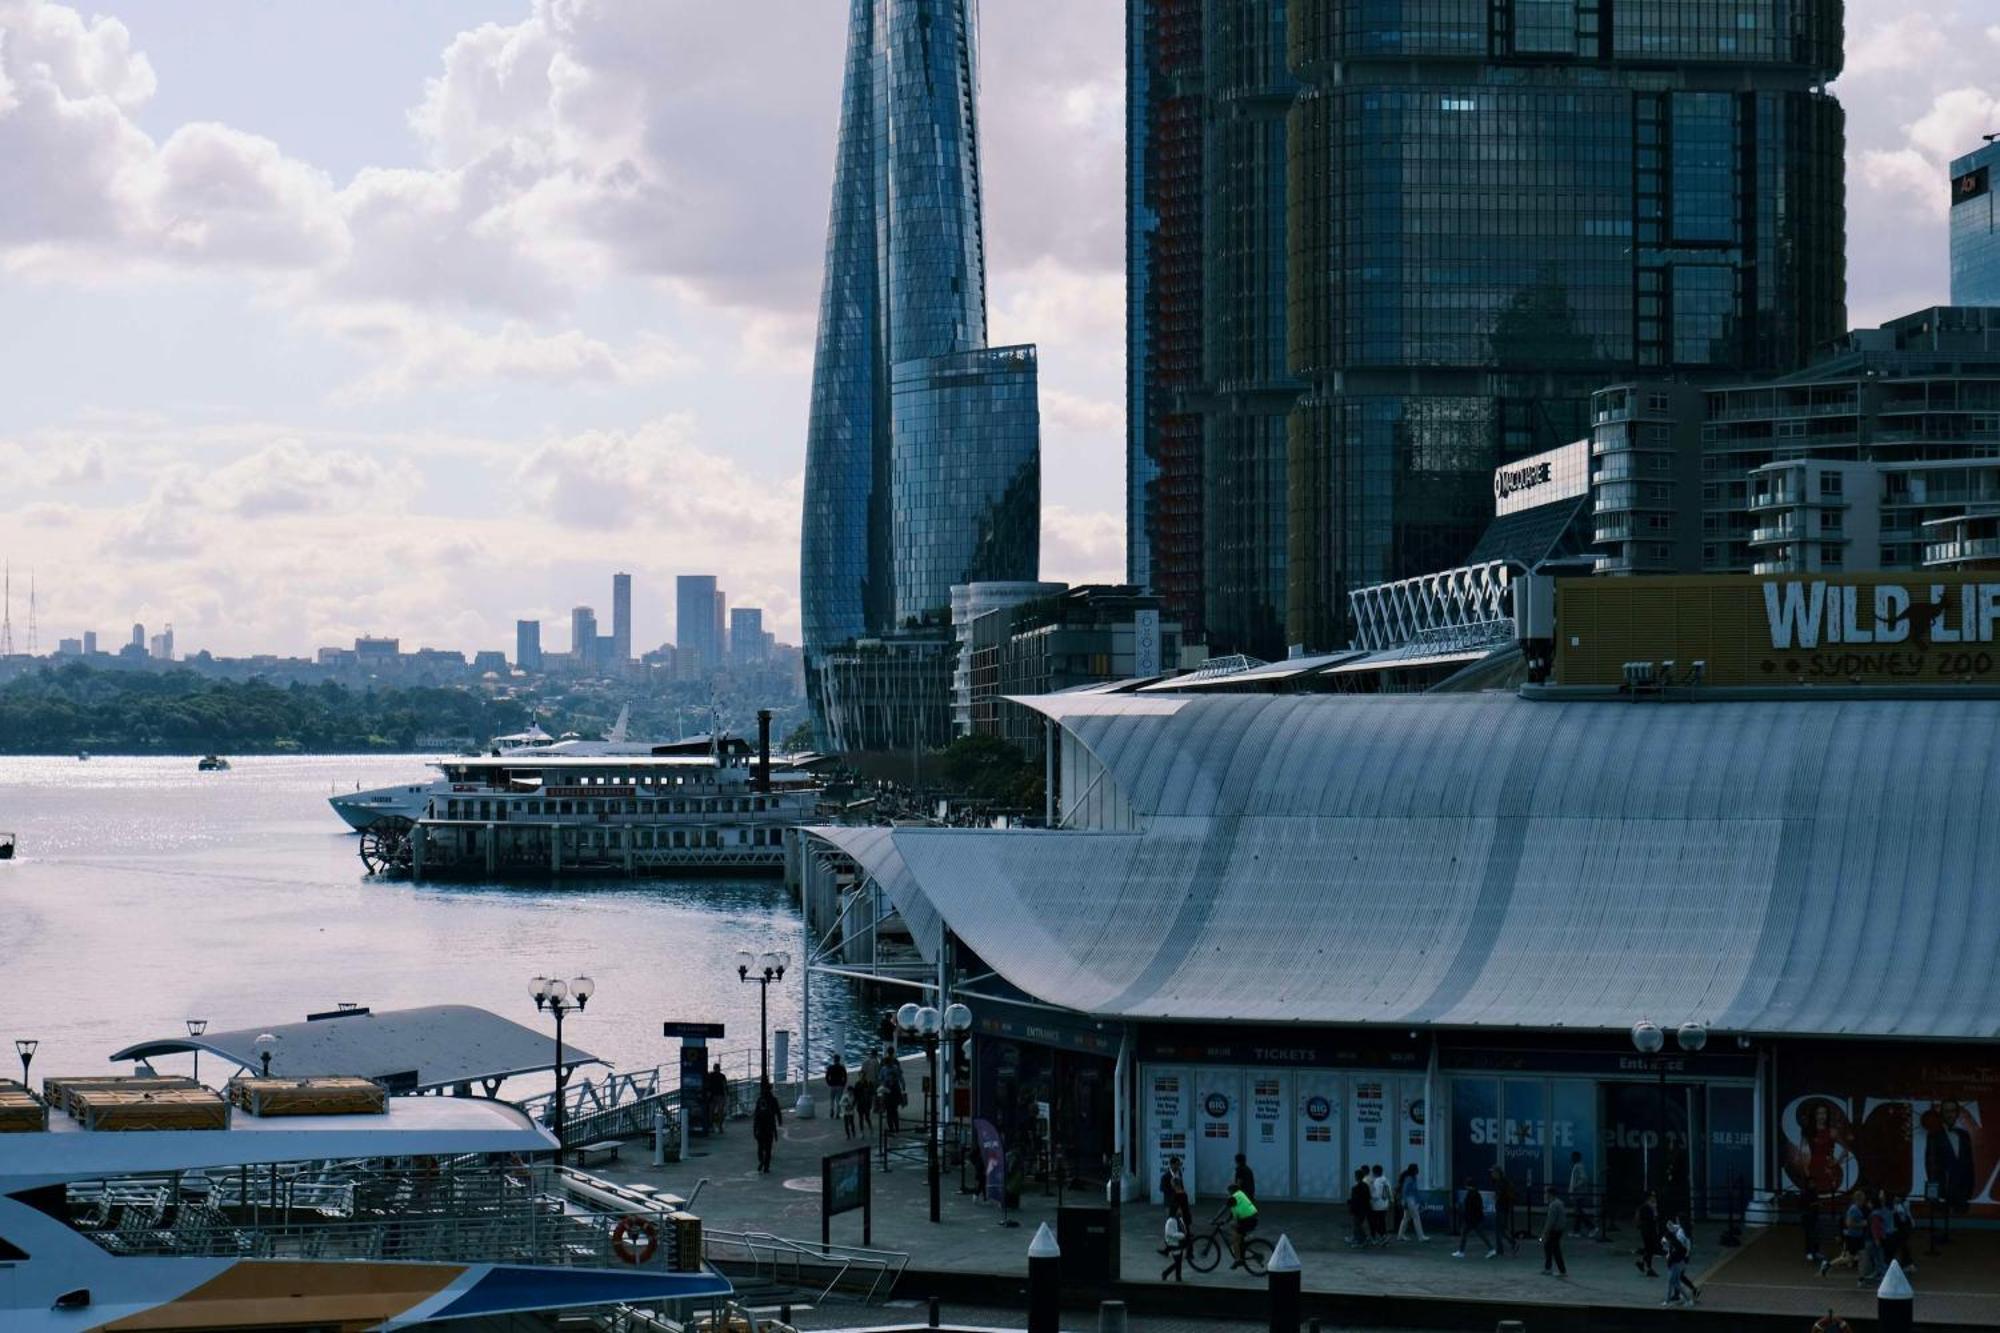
[[802, 0, 1041, 749], [1283, 0, 1847, 648]]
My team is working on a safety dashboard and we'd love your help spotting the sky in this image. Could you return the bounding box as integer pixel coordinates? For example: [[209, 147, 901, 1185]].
[[0, 0, 1994, 658]]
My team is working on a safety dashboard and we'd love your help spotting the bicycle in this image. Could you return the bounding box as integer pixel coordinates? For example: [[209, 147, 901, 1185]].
[[1187, 1208, 1274, 1275]]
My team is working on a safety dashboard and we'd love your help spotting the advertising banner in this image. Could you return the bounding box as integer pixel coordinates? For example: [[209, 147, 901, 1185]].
[[1349, 1076, 1390, 1175], [1777, 1050, 2000, 1216], [1245, 1072, 1291, 1199], [1554, 574, 2000, 687], [1133, 608, 1161, 677], [972, 1118, 1006, 1205], [1195, 1071, 1241, 1201]]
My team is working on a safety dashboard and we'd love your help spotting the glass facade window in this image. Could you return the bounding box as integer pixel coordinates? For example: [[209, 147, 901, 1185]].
[[1281, 0, 1844, 646], [801, 0, 1043, 748], [1950, 142, 2000, 306], [890, 347, 1041, 625]]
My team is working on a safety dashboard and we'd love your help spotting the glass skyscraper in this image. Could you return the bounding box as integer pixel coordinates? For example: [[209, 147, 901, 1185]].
[[1282, 0, 1847, 647], [801, 0, 1042, 749], [1128, 0, 1848, 655], [1952, 141, 2000, 306]]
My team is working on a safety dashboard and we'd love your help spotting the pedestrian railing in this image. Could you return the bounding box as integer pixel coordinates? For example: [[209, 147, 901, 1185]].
[[701, 1226, 908, 1305]]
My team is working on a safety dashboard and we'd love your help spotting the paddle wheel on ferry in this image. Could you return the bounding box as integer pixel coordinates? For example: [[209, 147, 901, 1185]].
[[357, 815, 414, 875]]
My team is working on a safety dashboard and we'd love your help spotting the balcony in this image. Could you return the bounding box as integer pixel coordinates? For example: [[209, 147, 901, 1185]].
[[1748, 519, 1798, 545], [1924, 536, 2000, 568]]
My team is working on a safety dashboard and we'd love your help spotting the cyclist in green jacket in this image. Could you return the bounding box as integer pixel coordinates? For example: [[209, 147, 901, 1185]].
[[1226, 1186, 1260, 1267]]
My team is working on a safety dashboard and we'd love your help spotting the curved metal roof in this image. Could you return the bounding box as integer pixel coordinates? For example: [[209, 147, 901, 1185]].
[[111, 1005, 602, 1090], [815, 693, 2000, 1039]]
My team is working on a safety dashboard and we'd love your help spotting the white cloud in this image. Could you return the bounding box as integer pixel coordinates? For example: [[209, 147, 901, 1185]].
[[322, 306, 687, 400], [206, 438, 422, 518], [1041, 504, 1124, 589], [1845, 13, 1947, 79]]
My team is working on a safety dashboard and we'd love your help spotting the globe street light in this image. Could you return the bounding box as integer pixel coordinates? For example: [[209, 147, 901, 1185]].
[[531, 974, 595, 1165], [253, 1032, 277, 1078], [14, 1038, 36, 1088], [1630, 1019, 1709, 1207], [737, 950, 789, 1084], [186, 1019, 208, 1087], [899, 1001, 975, 1222]]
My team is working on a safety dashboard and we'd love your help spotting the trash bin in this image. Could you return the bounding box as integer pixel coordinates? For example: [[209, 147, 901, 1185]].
[[1057, 1205, 1116, 1282]]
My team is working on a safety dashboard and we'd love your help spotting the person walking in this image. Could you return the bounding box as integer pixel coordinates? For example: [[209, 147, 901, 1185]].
[[874, 1081, 896, 1156], [1160, 1209, 1189, 1282], [1888, 1191, 1917, 1274], [1567, 1151, 1593, 1238], [881, 1056, 905, 1133], [825, 1053, 849, 1108], [1822, 1188, 1868, 1275], [1396, 1163, 1428, 1242], [1662, 1216, 1699, 1305], [1160, 1155, 1192, 1227], [836, 1085, 856, 1139], [855, 1049, 879, 1131], [1490, 1166, 1517, 1255], [1348, 1169, 1373, 1249], [703, 1060, 730, 1135], [1541, 1188, 1569, 1277], [1799, 1184, 1824, 1265], [1369, 1164, 1392, 1246], [1453, 1178, 1496, 1259], [1231, 1152, 1258, 1201], [1635, 1189, 1662, 1277], [751, 1080, 782, 1174], [1862, 1191, 1892, 1284]]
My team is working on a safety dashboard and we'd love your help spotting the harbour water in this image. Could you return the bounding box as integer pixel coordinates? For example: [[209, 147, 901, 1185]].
[[0, 754, 865, 1090]]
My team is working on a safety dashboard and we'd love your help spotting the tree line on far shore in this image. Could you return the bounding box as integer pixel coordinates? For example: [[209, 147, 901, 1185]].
[[0, 663, 525, 754]]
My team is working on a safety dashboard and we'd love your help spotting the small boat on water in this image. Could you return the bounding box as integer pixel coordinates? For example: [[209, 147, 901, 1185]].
[[197, 755, 231, 772], [0, 832, 14, 861], [76, 751, 88, 762]]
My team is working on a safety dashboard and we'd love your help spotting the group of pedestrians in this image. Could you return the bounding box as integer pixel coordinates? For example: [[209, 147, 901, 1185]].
[[825, 1049, 906, 1143], [1817, 1186, 1916, 1285]]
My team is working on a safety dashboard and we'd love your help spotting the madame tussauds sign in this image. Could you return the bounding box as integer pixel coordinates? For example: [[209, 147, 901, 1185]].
[[1551, 574, 2000, 687]]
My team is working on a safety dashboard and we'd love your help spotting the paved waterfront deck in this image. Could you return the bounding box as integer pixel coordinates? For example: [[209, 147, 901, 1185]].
[[599, 1095, 2000, 1330]]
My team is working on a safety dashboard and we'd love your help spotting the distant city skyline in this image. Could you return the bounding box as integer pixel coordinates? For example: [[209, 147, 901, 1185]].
[[0, 1, 1991, 656]]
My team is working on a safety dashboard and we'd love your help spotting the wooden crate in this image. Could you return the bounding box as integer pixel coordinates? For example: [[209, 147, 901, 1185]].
[[228, 1076, 388, 1117], [71, 1086, 229, 1132], [0, 1080, 47, 1133], [43, 1075, 198, 1118]]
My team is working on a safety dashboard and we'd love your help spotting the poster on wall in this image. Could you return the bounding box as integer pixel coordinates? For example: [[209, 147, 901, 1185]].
[[1147, 1068, 1191, 1203], [1778, 1051, 2000, 1217], [1350, 1077, 1389, 1175], [1400, 1077, 1427, 1162], [1196, 1072, 1241, 1201], [1245, 1073, 1291, 1199], [1295, 1074, 1343, 1200]]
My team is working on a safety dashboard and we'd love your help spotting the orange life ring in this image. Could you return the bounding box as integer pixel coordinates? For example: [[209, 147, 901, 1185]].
[[611, 1215, 658, 1265]]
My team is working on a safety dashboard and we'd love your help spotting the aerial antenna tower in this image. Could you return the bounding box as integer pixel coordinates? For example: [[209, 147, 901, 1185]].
[[1, 563, 11, 656], [26, 568, 36, 656]]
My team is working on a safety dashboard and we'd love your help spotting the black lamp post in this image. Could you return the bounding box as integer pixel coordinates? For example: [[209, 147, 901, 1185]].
[[14, 1038, 36, 1088], [736, 950, 789, 1083], [186, 1019, 208, 1086], [531, 974, 595, 1166], [897, 1000, 974, 1223], [1630, 1019, 1708, 1211]]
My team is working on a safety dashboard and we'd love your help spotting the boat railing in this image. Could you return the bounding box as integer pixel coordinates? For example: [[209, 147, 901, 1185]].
[[71, 1164, 698, 1271], [700, 1226, 909, 1305]]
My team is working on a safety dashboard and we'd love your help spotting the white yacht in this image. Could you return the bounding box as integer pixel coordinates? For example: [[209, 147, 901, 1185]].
[[0, 1074, 730, 1330]]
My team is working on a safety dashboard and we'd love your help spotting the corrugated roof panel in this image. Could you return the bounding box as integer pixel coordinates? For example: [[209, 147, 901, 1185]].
[[821, 693, 2000, 1040]]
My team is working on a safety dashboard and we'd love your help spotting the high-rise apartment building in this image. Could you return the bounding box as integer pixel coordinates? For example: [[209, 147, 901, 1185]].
[[516, 619, 542, 672], [611, 572, 632, 666], [800, 0, 1042, 749], [1127, 0, 1297, 658], [569, 607, 597, 673], [1952, 140, 2000, 306], [82, 630, 97, 655], [676, 575, 721, 676], [1127, 0, 1848, 654], [1282, 0, 1846, 647], [729, 608, 768, 665]]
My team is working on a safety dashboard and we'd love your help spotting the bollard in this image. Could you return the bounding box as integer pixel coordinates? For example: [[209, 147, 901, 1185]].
[[928, 1295, 941, 1327], [1028, 1221, 1062, 1333], [1098, 1298, 1129, 1333], [676, 1102, 690, 1163], [1267, 1234, 1302, 1333], [653, 1109, 667, 1167], [1878, 1260, 1914, 1333], [1495, 1322, 1526, 1333]]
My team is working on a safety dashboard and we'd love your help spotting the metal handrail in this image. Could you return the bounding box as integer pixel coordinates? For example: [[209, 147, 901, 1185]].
[[701, 1225, 908, 1305]]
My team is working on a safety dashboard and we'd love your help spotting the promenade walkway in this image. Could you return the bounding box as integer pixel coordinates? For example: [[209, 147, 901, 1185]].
[[599, 1090, 1999, 1331]]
